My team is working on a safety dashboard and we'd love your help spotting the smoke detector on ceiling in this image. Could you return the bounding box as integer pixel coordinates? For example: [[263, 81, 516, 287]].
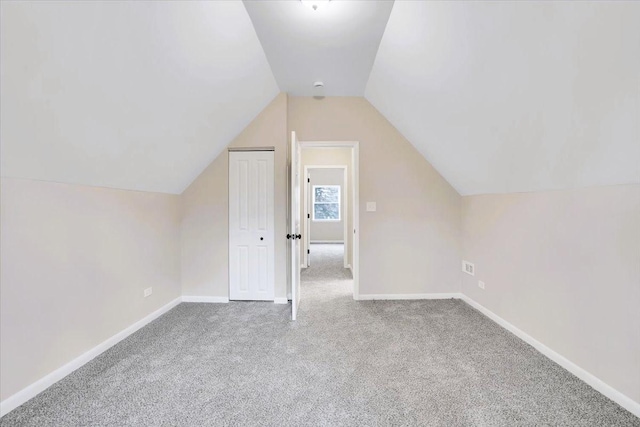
[[312, 81, 325, 100]]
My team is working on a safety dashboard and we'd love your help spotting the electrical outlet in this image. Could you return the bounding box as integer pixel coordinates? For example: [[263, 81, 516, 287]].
[[478, 281, 485, 290], [144, 287, 152, 297], [462, 260, 475, 276]]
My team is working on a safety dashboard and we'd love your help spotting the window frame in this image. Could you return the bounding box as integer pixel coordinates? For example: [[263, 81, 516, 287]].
[[312, 185, 341, 222]]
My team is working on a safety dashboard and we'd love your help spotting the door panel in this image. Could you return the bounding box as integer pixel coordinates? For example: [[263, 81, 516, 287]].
[[229, 151, 275, 301], [257, 159, 268, 230], [238, 160, 249, 230], [257, 246, 268, 292], [237, 246, 249, 293]]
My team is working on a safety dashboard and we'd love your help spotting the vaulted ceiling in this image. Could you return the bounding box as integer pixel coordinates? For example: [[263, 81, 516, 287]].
[[1, 1, 278, 194], [2, 1, 639, 195], [366, 1, 640, 195]]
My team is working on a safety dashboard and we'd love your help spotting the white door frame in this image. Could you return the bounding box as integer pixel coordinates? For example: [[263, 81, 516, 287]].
[[298, 141, 360, 299], [303, 165, 348, 269], [290, 132, 301, 320]]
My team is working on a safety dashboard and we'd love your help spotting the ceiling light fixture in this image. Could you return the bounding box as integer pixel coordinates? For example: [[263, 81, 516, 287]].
[[301, 0, 330, 11]]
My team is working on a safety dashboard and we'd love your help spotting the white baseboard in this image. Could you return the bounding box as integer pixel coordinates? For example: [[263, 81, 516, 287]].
[[287, 293, 291, 300], [310, 240, 344, 244], [181, 296, 229, 303], [274, 298, 288, 304], [355, 293, 461, 301], [0, 297, 182, 417], [459, 294, 640, 418]]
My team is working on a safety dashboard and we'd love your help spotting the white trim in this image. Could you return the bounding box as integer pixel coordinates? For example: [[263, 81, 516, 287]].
[[182, 296, 229, 303], [287, 292, 292, 300], [274, 298, 288, 304], [0, 297, 182, 417], [459, 294, 640, 418], [355, 293, 460, 301], [352, 143, 359, 299], [310, 240, 344, 244]]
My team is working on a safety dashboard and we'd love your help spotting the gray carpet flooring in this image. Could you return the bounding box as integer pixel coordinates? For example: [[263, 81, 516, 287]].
[[302, 243, 353, 282], [2, 244, 638, 426]]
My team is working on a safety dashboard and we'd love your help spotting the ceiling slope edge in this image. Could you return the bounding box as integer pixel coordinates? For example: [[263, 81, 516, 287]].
[[178, 92, 286, 195]]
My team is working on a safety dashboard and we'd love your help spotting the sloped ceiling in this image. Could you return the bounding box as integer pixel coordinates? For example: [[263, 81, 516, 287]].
[[244, 0, 393, 96], [1, 1, 278, 194], [2, 1, 639, 196], [366, 1, 640, 195]]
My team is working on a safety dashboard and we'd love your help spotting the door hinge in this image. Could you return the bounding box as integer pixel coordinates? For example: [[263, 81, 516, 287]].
[[307, 214, 310, 219], [307, 249, 310, 254], [307, 178, 310, 183]]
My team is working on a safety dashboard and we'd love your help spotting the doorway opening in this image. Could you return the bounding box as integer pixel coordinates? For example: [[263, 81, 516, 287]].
[[303, 166, 348, 269], [298, 142, 359, 300]]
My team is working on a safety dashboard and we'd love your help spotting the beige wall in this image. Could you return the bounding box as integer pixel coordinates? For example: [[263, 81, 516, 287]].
[[301, 148, 353, 268], [180, 93, 288, 299], [461, 184, 640, 403], [289, 97, 462, 295], [181, 95, 462, 297], [0, 177, 181, 401]]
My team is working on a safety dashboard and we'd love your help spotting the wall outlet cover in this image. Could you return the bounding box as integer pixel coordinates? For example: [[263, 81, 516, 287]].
[[144, 287, 153, 297], [366, 202, 376, 212], [478, 281, 485, 289], [462, 260, 475, 276]]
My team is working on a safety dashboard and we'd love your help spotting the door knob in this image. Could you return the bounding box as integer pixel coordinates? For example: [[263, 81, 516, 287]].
[[260, 237, 264, 241], [296, 234, 301, 239]]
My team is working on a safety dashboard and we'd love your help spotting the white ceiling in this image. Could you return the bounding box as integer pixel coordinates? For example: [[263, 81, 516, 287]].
[[366, 1, 640, 195], [1, 1, 278, 194], [244, 0, 393, 96], [2, 1, 638, 196]]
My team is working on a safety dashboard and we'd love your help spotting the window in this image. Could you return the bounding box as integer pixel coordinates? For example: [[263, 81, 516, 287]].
[[313, 185, 340, 221]]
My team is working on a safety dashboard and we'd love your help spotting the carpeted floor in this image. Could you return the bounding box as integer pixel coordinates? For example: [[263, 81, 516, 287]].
[[302, 243, 352, 282], [1, 244, 638, 426]]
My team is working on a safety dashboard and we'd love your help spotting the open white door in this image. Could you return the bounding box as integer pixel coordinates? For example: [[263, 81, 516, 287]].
[[290, 131, 301, 320]]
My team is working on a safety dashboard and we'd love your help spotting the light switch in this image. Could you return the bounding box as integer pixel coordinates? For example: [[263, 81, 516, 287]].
[[366, 202, 377, 212]]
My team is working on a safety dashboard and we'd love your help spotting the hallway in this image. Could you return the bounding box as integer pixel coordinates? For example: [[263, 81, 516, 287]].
[[300, 243, 353, 303]]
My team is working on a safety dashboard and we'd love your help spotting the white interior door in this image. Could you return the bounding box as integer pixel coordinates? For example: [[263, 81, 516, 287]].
[[290, 132, 301, 320], [229, 150, 275, 301]]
